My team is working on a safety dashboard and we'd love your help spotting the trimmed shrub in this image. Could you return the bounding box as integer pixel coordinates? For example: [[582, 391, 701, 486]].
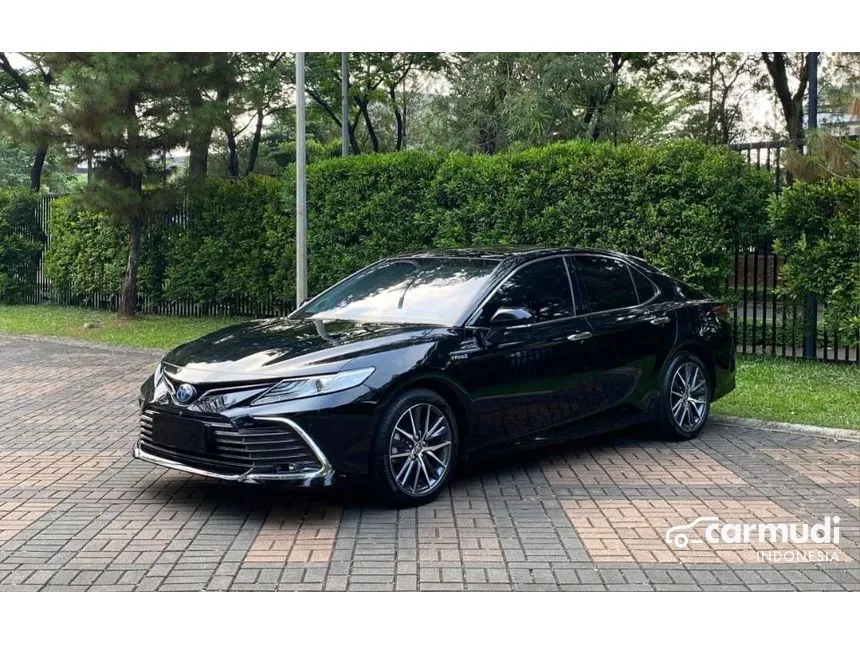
[[301, 150, 446, 295], [43, 194, 164, 301], [38, 140, 773, 309], [770, 178, 860, 336], [163, 175, 288, 305], [432, 140, 771, 294], [0, 189, 44, 302]]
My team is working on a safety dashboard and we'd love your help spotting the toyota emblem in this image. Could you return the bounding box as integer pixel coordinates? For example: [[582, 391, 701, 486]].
[[175, 383, 198, 404]]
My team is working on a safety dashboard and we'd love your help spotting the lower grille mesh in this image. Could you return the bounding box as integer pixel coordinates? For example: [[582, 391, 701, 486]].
[[139, 407, 321, 476]]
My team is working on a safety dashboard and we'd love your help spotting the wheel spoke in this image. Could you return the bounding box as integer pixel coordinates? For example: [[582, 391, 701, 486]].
[[412, 460, 421, 493], [396, 458, 414, 485], [424, 449, 446, 468], [423, 405, 431, 438], [672, 398, 684, 414], [394, 426, 413, 442], [424, 416, 445, 440], [407, 407, 419, 439], [418, 456, 432, 489], [390, 451, 412, 460], [425, 440, 451, 451]]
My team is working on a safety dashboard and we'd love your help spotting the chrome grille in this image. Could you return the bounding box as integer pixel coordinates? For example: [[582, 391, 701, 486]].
[[139, 407, 320, 476]]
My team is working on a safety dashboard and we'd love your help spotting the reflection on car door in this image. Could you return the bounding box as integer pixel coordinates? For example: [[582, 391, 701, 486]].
[[569, 255, 677, 422], [451, 257, 596, 449]]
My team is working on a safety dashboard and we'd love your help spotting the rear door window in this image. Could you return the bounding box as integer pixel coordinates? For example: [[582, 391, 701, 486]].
[[571, 255, 638, 313], [631, 268, 657, 303]]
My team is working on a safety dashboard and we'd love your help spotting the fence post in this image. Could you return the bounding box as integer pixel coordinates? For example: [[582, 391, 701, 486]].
[[803, 52, 819, 359]]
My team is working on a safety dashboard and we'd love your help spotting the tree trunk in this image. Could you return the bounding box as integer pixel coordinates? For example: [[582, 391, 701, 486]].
[[348, 117, 361, 155], [306, 86, 362, 154], [477, 122, 497, 154], [356, 97, 380, 152], [786, 100, 805, 146], [761, 53, 808, 149], [226, 128, 239, 178], [30, 145, 47, 192], [187, 90, 212, 181], [188, 131, 211, 180], [246, 108, 264, 174], [590, 53, 626, 142], [389, 85, 404, 151], [118, 216, 141, 319]]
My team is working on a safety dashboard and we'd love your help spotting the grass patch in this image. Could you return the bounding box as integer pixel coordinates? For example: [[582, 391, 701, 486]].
[[2, 305, 857, 429], [713, 355, 860, 430], [0, 305, 247, 351]]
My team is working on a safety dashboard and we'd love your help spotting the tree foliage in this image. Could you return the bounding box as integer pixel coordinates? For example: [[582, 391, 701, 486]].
[[674, 53, 760, 144], [305, 52, 446, 154], [0, 53, 61, 190], [421, 53, 674, 154], [770, 178, 860, 336]]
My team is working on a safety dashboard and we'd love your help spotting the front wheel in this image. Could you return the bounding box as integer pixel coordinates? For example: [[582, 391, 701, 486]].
[[370, 388, 459, 507], [657, 352, 711, 441]]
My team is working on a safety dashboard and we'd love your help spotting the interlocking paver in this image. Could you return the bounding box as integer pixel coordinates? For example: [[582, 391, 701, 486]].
[[0, 335, 858, 591]]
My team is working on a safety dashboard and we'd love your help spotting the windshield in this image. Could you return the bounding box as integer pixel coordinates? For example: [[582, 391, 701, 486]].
[[294, 257, 500, 325]]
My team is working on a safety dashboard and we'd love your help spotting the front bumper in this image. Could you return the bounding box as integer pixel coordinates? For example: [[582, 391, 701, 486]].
[[132, 413, 336, 486]]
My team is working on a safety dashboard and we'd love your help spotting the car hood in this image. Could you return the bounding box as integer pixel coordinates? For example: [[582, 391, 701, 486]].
[[162, 318, 446, 383]]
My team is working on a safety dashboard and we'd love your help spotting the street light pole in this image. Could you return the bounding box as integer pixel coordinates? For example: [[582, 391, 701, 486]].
[[295, 52, 308, 307], [802, 52, 819, 359], [341, 53, 349, 156]]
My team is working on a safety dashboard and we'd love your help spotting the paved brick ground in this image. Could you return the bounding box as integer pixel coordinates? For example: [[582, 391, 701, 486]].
[[1, 334, 858, 591]]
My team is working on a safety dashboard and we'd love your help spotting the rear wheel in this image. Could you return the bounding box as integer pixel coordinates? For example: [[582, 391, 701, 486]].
[[370, 389, 458, 507], [657, 352, 711, 440]]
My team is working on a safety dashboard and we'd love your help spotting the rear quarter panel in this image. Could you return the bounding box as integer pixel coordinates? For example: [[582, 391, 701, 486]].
[[674, 301, 736, 401]]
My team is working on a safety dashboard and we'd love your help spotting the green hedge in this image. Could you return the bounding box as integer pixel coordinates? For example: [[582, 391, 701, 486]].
[[0, 189, 44, 302], [43, 193, 164, 300], [43, 139, 773, 308], [164, 175, 288, 304], [770, 178, 860, 336], [431, 141, 770, 293]]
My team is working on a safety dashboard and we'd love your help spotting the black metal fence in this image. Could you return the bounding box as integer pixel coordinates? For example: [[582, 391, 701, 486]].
[[727, 140, 858, 364], [18, 197, 294, 318], [5, 141, 858, 363]]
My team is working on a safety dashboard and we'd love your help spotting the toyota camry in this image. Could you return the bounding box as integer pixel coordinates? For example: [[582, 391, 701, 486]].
[[134, 248, 735, 506]]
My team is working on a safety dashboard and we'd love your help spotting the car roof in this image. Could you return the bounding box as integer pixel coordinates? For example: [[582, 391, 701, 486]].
[[392, 246, 642, 265]]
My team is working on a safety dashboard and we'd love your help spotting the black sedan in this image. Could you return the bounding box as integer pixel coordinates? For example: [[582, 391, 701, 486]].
[[134, 248, 735, 506]]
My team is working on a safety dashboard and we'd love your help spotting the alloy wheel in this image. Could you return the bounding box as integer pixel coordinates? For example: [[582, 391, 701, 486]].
[[388, 403, 452, 496], [669, 361, 709, 432]]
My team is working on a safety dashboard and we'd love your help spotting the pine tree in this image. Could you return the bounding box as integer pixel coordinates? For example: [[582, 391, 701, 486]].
[[44, 53, 190, 317]]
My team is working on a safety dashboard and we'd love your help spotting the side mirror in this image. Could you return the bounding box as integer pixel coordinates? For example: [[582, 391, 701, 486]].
[[489, 307, 534, 326]]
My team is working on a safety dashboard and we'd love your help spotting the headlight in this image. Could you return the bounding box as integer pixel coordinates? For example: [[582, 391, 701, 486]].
[[153, 362, 164, 385], [252, 367, 375, 406]]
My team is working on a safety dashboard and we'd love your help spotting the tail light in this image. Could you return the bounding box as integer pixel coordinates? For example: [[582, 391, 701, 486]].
[[712, 304, 729, 320]]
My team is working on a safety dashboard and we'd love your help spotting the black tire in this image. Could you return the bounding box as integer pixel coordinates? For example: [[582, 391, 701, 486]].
[[370, 388, 459, 507], [656, 351, 712, 441]]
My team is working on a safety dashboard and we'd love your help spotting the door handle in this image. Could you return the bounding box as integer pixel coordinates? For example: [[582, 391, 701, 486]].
[[567, 331, 593, 342], [649, 315, 671, 326]]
